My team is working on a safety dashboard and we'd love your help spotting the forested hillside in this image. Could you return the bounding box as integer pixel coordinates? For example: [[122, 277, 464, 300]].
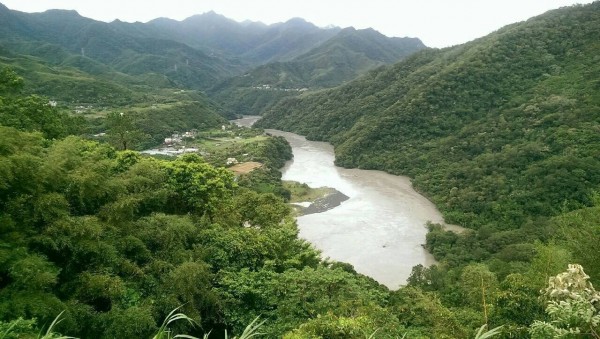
[[256, 4, 600, 336], [0, 3, 245, 90], [258, 2, 600, 230], [147, 14, 342, 65], [0, 2, 423, 119], [3, 62, 596, 339], [2, 1, 600, 338], [0, 4, 343, 91], [210, 27, 425, 116]]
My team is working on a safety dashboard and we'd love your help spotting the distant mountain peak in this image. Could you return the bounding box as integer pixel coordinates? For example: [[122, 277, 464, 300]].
[[199, 10, 227, 19], [286, 17, 308, 23], [181, 10, 237, 25], [148, 17, 176, 24], [42, 8, 83, 17], [283, 17, 317, 28]]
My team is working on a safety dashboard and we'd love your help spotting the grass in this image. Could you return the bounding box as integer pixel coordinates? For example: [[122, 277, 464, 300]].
[[194, 135, 268, 153], [152, 306, 199, 339]]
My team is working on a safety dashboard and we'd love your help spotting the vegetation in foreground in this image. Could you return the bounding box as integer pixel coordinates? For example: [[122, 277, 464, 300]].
[[1, 66, 599, 339], [256, 3, 600, 337], [1, 2, 600, 338]]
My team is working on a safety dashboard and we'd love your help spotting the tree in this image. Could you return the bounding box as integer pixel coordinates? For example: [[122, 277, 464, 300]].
[[105, 112, 148, 150], [460, 264, 499, 325], [163, 154, 235, 218], [0, 67, 79, 139], [0, 68, 24, 94]]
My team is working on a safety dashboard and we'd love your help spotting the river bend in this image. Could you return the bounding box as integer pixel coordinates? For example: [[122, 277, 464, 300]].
[[234, 116, 451, 289]]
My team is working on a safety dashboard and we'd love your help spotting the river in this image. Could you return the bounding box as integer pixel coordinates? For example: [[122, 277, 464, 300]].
[[233, 116, 455, 289]]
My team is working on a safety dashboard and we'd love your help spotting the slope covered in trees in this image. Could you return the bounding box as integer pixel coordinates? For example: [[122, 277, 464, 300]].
[[3, 2, 600, 338], [3, 74, 596, 339], [258, 2, 600, 230], [0, 69, 476, 338], [0, 2, 424, 112], [209, 27, 425, 116], [148, 14, 342, 65], [0, 4, 244, 90]]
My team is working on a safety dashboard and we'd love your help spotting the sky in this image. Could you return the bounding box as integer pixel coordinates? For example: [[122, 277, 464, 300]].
[[0, 0, 593, 48]]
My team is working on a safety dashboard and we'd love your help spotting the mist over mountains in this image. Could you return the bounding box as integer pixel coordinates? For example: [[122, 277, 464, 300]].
[[1, 2, 599, 338], [0, 3, 425, 98]]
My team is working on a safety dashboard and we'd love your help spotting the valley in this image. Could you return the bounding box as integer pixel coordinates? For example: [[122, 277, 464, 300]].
[[235, 115, 456, 289], [0, 1, 599, 338]]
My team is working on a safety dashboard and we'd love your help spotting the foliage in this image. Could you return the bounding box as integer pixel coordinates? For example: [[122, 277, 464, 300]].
[[0, 67, 82, 139], [257, 5, 600, 336], [209, 28, 425, 116], [153, 306, 199, 339], [474, 324, 503, 339], [529, 264, 600, 338], [0, 312, 75, 339], [163, 154, 236, 217], [258, 2, 600, 232], [0, 127, 421, 338], [228, 316, 265, 339], [1, 2, 600, 337], [554, 205, 600, 282], [105, 112, 149, 150]]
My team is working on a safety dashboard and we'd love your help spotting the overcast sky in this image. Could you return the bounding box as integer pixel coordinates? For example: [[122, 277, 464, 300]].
[[1, 0, 593, 47]]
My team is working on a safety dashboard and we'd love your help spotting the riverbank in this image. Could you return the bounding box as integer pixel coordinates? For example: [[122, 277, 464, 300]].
[[232, 116, 463, 289]]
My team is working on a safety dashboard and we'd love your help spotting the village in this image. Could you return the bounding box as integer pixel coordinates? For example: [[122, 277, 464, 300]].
[[251, 84, 309, 92], [142, 123, 265, 175]]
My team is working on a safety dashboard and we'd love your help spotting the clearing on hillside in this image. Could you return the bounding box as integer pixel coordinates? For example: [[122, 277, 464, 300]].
[[229, 162, 263, 174]]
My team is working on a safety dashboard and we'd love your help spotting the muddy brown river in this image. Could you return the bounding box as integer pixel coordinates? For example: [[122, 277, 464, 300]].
[[234, 116, 458, 289]]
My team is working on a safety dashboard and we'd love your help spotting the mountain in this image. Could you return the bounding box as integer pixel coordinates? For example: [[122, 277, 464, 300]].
[[257, 2, 600, 230], [149, 14, 341, 65], [146, 11, 268, 58], [241, 17, 341, 64], [0, 6, 246, 90], [0, 3, 426, 117], [1, 3, 415, 93], [210, 27, 426, 116]]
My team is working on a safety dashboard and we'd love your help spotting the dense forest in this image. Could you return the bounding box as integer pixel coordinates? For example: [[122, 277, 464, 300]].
[[3, 67, 597, 339], [256, 2, 600, 336], [0, 3, 424, 119], [1, 1, 600, 338], [208, 28, 425, 116]]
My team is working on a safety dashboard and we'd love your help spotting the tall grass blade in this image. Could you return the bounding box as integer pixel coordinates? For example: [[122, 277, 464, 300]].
[[38, 311, 77, 339], [153, 306, 199, 339], [474, 324, 503, 339]]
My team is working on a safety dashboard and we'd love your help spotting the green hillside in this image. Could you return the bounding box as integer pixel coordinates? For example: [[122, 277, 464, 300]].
[[4, 69, 595, 338], [147, 14, 341, 65], [3, 2, 600, 338], [0, 4, 347, 89], [258, 9, 600, 333], [258, 2, 600, 231], [211, 28, 425, 116], [0, 4, 243, 90]]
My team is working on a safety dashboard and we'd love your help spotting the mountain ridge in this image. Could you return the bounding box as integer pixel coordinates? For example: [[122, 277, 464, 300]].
[[209, 27, 426, 116], [257, 2, 600, 229], [0, 2, 421, 94]]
